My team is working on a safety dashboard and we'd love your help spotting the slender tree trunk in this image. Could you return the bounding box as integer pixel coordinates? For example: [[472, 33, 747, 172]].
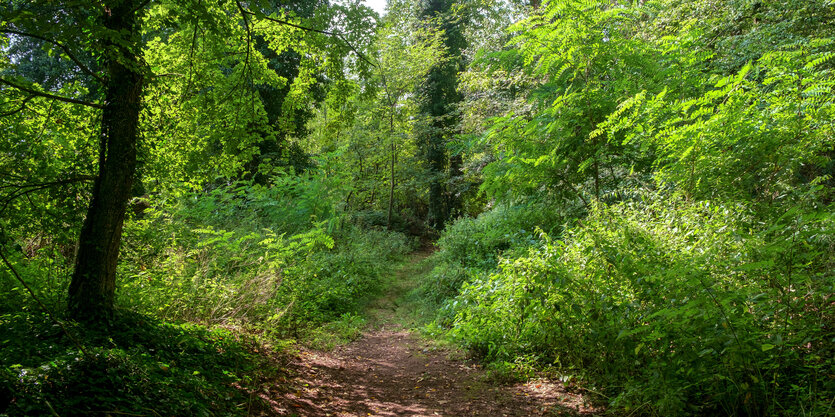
[[387, 140, 396, 229], [68, 1, 144, 322], [428, 139, 446, 230], [447, 153, 462, 220]]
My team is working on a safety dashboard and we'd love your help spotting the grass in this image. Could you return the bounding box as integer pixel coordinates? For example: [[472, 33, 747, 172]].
[[302, 312, 367, 350], [372, 249, 438, 329], [293, 250, 437, 353]]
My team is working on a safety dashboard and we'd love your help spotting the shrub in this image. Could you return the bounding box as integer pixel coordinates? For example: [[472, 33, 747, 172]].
[[420, 200, 568, 307], [444, 193, 835, 415], [118, 184, 411, 335]]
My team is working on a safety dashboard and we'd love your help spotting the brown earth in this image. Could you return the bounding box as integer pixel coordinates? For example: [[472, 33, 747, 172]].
[[258, 252, 601, 417]]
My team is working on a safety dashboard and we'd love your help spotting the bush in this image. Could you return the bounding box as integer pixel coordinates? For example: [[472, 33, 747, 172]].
[[420, 200, 567, 305], [117, 183, 411, 335], [443, 193, 835, 415]]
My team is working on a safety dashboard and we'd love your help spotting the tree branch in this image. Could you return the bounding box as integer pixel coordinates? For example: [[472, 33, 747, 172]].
[[240, 8, 333, 35], [238, 7, 377, 68], [0, 78, 104, 109], [0, 176, 96, 215], [130, 0, 154, 15], [0, 176, 97, 191], [0, 28, 106, 84], [0, 95, 36, 117], [234, 0, 253, 82]]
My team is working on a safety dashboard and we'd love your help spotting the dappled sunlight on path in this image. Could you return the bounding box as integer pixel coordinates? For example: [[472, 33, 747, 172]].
[[265, 327, 597, 416], [259, 251, 600, 416]]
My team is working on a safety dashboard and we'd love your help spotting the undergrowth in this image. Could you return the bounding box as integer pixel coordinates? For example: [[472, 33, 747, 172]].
[[117, 181, 411, 334], [418, 200, 568, 307], [1, 180, 412, 416], [421, 192, 835, 416], [0, 306, 279, 416]]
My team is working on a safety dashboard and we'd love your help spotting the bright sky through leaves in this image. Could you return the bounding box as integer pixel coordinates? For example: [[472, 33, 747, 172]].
[[363, 0, 387, 15]]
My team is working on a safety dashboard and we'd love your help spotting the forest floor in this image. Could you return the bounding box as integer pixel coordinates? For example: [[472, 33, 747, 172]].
[[257, 251, 601, 416]]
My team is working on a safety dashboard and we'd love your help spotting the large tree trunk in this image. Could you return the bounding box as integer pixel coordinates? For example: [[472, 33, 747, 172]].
[[68, 1, 144, 322]]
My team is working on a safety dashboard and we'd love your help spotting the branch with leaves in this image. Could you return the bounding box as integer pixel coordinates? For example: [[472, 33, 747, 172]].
[[0, 28, 105, 84], [0, 176, 96, 215], [235, 3, 377, 68], [0, 78, 103, 109]]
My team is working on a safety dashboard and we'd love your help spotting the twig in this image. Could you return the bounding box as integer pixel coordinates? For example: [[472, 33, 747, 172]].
[[129, 0, 154, 15], [0, 95, 36, 117], [45, 400, 60, 417], [97, 411, 147, 416], [238, 8, 377, 68], [0, 176, 96, 215]]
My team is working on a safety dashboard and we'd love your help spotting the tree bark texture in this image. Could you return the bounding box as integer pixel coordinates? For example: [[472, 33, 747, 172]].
[[68, 1, 144, 322]]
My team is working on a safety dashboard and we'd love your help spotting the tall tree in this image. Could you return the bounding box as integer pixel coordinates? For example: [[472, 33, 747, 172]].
[[67, 0, 146, 322], [0, 0, 372, 322], [415, 0, 467, 230], [1, 0, 147, 321]]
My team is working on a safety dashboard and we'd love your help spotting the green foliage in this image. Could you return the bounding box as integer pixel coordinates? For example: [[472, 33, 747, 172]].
[[426, 3, 835, 413], [597, 38, 835, 203], [440, 193, 835, 415], [0, 310, 277, 417], [304, 312, 367, 350], [4, 0, 835, 415], [420, 200, 567, 305], [478, 0, 664, 203], [304, 2, 448, 231], [117, 181, 410, 334]]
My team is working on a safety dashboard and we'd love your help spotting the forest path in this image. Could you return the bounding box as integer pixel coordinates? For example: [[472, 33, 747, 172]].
[[262, 250, 597, 416]]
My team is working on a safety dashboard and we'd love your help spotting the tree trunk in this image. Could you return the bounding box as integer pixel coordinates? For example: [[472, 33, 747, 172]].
[[447, 153, 462, 220], [417, 0, 466, 231], [387, 140, 396, 229], [427, 138, 446, 230], [68, 1, 144, 322]]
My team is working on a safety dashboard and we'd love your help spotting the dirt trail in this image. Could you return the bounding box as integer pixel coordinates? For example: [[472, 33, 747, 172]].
[[262, 252, 599, 416]]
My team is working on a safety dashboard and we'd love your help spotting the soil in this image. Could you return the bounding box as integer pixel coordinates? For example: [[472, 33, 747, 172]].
[[258, 251, 601, 417]]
